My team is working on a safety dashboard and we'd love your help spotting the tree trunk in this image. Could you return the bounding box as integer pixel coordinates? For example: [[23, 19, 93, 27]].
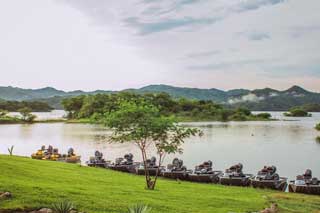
[[150, 153, 163, 190], [140, 146, 152, 189]]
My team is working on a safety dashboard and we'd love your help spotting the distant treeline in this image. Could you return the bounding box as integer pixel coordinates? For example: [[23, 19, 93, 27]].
[[0, 100, 53, 112], [62, 92, 271, 122]]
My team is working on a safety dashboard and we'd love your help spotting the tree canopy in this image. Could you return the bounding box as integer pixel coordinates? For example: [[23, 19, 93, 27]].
[[62, 92, 268, 122], [104, 100, 202, 190], [0, 100, 53, 112]]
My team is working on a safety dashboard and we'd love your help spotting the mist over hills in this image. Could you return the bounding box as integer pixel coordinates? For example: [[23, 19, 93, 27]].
[[0, 85, 319, 111]]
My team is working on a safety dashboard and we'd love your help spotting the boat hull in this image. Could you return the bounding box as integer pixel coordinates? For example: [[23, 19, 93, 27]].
[[162, 171, 190, 180], [251, 179, 287, 191], [87, 162, 108, 168], [108, 164, 137, 173], [136, 168, 159, 176], [188, 174, 220, 183], [288, 184, 320, 195], [220, 176, 251, 186]]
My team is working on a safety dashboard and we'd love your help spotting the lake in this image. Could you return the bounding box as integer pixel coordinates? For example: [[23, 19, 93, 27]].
[[1, 111, 319, 181]]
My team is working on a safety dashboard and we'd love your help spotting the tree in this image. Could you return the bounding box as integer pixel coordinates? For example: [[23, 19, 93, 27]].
[[0, 109, 9, 117], [18, 107, 36, 122], [104, 100, 202, 190], [256, 112, 272, 119], [284, 108, 310, 117]]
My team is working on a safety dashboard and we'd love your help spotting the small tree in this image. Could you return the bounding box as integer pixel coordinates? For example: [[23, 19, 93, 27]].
[[18, 107, 36, 122], [105, 100, 202, 190]]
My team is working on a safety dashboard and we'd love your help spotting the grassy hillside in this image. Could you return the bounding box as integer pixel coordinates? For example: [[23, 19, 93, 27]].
[[0, 156, 320, 213]]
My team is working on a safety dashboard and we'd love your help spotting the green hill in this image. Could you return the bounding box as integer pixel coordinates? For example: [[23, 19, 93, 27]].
[[0, 155, 320, 213], [1, 85, 320, 111]]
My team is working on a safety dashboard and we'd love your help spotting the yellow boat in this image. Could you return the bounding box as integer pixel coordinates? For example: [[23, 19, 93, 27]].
[[31, 149, 45, 160]]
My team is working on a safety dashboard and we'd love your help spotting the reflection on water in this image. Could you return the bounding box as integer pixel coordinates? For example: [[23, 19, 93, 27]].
[[0, 111, 319, 181]]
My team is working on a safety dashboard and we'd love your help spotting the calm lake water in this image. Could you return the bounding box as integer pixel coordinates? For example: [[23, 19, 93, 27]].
[[1, 111, 319, 181]]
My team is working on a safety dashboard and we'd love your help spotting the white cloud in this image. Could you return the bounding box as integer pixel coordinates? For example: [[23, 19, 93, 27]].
[[0, 0, 319, 92]]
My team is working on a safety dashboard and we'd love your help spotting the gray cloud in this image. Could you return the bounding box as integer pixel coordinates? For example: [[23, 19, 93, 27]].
[[237, 31, 271, 41], [124, 16, 220, 35], [231, 0, 285, 13], [131, 0, 285, 35]]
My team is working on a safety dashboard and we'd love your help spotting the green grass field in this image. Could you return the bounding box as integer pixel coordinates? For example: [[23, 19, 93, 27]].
[[0, 155, 319, 213]]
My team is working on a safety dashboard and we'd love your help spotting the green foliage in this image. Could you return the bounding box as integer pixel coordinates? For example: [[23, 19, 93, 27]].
[[105, 100, 202, 189], [127, 203, 152, 213], [51, 200, 74, 213], [0, 109, 9, 117], [316, 123, 320, 131], [18, 107, 37, 122], [7, 145, 14, 156], [316, 136, 320, 143], [284, 108, 311, 117], [0, 100, 53, 112], [1, 155, 320, 213], [62, 92, 262, 122], [256, 113, 272, 119]]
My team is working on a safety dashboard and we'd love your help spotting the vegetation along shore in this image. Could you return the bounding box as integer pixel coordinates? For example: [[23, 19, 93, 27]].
[[61, 92, 273, 123]]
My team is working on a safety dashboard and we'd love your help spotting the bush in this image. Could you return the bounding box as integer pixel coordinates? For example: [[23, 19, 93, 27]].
[[127, 204, 152, 213], [256, 113, 272, 119], [51, 200, 74, 213], [316, 136, 320, 143], [284, 108, 310, 117], [316, 123, 320, 131], [18, 107, 36, 122]]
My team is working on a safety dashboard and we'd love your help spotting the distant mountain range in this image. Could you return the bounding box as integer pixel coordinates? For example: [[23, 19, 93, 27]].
[[0, 85, 319, 111]]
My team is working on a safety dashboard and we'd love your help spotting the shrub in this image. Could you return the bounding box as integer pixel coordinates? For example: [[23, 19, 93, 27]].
[[316, 136, 320, 143], [284, 108, 310, 117], [127, 204, 152, 213], [7, 145, 14, 156], [51, 200, 74, 213], [316, 123, 320, 131], [256, 113, 272, 119]]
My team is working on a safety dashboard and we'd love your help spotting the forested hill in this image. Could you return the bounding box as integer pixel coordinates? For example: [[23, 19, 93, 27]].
[[0, 85, 320, 111]]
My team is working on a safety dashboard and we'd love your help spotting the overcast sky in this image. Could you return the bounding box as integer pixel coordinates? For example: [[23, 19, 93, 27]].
[[0, 0, 319, 92]]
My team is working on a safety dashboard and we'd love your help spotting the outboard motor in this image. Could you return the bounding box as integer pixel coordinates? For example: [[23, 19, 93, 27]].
[[95, 151, 103, 161], [171, 158, 186, 171], [195, 160, 213, 174], [257, 166, 279, 180], [115, 157, 124, 165], [226, 163, 245, 177], [53, 148, 59, 155], [303, 169, 312, 180], [145, 157, 157, 168], [124, 153, 134, 165], [68, 148, 75, 156], [47, 145, 53, 154]]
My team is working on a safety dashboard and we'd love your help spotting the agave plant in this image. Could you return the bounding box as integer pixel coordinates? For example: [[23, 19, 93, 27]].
[[7, 145, 14, 156], [127, 203, 152, 213], [51, 200, 74, 213]]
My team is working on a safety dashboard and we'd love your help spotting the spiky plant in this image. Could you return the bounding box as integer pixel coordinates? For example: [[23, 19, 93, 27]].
[[7, 145, 14, 156], [127, 203, 152, 213], [51, 200, 74, 213]]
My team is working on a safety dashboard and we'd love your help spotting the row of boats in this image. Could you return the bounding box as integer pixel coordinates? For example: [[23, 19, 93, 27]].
[[31, 145, 81, 163], [87, 151, 320, 195], [31, 146, 320, 195]]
